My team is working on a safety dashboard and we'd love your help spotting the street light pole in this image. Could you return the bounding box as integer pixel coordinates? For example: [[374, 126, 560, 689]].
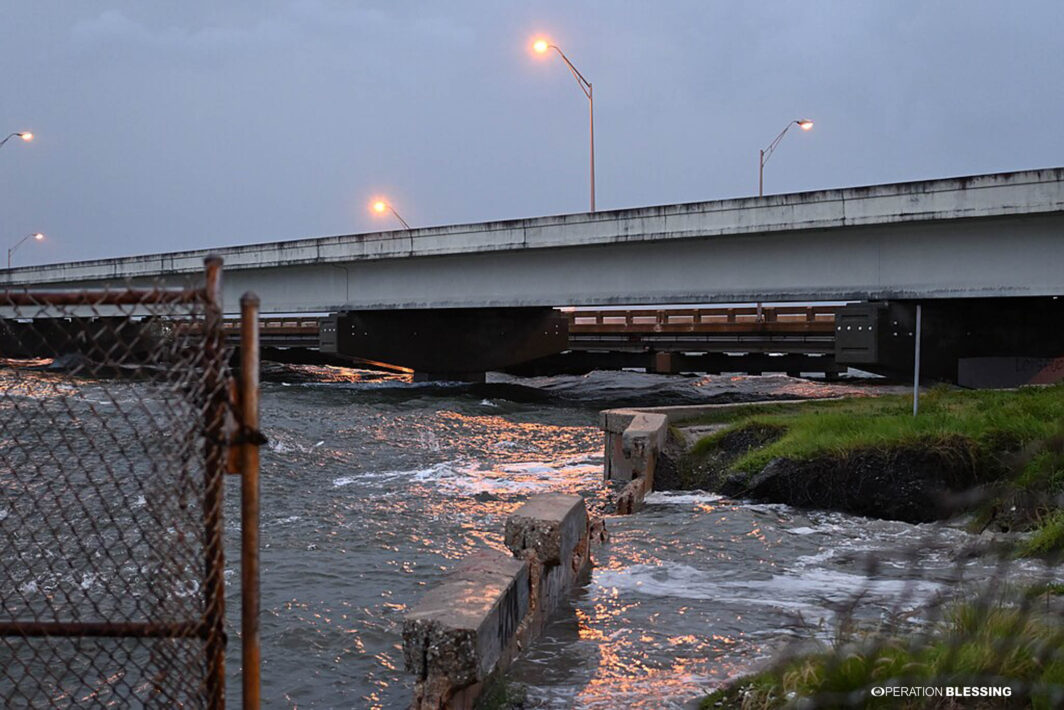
[[0, 131, 34, 151], [534, 40, 595, 213], [758, 119, 813, 197], [8, 232, 44, 269], [755, 119, 812, 321]]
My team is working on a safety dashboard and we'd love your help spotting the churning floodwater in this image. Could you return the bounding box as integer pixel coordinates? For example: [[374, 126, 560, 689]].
[[5, 365, 1060, 708], [223, 368, 1063, 708]]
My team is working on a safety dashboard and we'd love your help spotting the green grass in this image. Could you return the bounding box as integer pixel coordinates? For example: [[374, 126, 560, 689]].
[[701, 601, 1064, 709], [697, 386, 1064, 475], [689, 422, 786, 458], [1024, 582, 1064, 599], [1022, 510, 1064, 557], [689, 385, 1064, 554], [683, 400, 824, 426]]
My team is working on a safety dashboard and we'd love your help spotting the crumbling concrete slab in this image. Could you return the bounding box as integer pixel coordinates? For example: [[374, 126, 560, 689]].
[[505, 494, 591, 621], [403, 549, 529, 705], [403, 494, 594, 709]]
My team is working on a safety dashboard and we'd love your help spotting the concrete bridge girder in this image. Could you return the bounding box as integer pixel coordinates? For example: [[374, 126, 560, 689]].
[[2, 168, 1063, 315]]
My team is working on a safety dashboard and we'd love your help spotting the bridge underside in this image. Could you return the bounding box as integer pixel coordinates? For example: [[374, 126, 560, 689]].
[[1, 298, 1060, 386], [308, 298, 1063, 386]]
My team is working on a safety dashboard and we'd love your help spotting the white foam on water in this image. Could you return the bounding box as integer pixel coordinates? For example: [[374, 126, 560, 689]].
[[496, 462, 559, 475], [644, 491, 723, 506], [593, 562, 946, 616], [332, 461, 457, 488], [786, 526, 818, 535], [268, 435, 336, 455], [398, 458, 604, 496], [792, 547, 836, 568], [173, 579, 201, 598]]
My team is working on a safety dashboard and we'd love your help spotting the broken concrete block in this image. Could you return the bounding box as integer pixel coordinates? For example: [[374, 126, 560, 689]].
[[504, 493, 587, 567], [403, 549, 529, 688]]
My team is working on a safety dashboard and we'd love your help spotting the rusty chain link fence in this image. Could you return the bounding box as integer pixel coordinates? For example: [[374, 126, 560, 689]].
[[0, 259, 259, 708]]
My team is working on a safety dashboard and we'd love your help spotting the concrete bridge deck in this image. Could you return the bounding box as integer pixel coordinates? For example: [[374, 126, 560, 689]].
[[4, 167, 1064, 314]]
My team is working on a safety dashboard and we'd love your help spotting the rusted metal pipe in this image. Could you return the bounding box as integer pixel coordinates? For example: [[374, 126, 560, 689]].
[[0, 621, 206, 638], [202, 256, 228, 710], [0, 289, 204, 307], [239, 291, 262, 710]]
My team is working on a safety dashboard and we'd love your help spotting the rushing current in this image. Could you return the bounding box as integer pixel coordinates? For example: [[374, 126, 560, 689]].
[[216, 367, 1062, 708], [5, 364, 1060, 708]]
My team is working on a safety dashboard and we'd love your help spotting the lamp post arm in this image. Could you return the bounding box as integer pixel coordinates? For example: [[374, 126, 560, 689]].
[[7, 233, 40, 268], [389, 207, 411, 230], [10, 233, 33, 253], [0, 133, 20, 149], [760, 121, 801, 169], [550, 45, 592, 100]]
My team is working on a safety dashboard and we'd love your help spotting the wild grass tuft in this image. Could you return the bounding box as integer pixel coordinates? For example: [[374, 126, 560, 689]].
[[1022, 510, 1064, 557], [701, 599, 1064, 709]]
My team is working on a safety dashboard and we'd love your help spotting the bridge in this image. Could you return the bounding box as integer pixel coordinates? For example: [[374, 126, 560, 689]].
[[4, 167, 1064, 383]]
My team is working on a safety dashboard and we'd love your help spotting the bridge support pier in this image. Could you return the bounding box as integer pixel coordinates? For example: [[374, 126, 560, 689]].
[[652, 351, 677, 374], [320, 307, 567, 376], [836, 297, 1064, 387]]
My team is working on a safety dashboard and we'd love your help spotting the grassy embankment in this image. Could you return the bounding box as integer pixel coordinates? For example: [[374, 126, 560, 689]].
[[700, 596, 1064, 709], [690, 386, 1064, 708], [684, 384, 1064, 553]]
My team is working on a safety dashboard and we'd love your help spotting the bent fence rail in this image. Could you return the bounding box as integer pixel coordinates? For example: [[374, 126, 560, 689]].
[[0, 258, 261, 708]]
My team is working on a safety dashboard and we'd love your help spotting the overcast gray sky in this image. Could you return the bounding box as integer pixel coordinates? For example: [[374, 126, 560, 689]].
[[2, 1, 1062, 265]]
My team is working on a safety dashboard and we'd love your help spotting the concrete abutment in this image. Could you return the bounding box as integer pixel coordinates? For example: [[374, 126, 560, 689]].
[[601, 400, 844, 514]]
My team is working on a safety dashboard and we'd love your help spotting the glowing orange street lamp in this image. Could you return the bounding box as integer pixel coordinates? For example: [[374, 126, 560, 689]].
[[0, 131, 34, 151], [531, 37, 595, 212], [370, 200, 411, 230], [8, 232, 44, 269], [759, 119, 813, 197]]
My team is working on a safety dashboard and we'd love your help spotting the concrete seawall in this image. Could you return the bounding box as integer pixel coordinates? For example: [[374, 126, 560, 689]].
[[403, 493, 592, 709], [602, 400, 840, 513]]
